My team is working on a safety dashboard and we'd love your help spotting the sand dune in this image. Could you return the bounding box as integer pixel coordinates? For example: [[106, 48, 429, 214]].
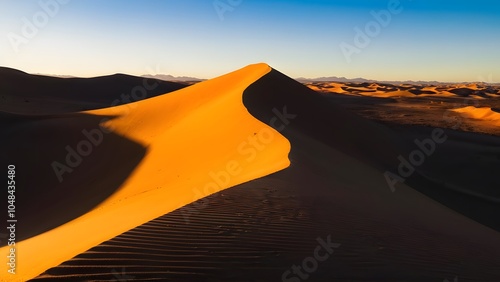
[[451, 106, 500, 126], [305, 82, 346, 94], [32, 67, 500, 281], [0, 67, 187, 115], [2, 64, 500, 281], [0, 64, 290, 281]]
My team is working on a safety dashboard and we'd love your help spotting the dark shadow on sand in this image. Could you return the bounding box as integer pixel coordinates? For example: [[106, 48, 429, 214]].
[[0, 112, 146, 244]]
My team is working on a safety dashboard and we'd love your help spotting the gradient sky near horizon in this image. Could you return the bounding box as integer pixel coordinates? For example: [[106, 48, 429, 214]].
[[1, 0, 500, 82]]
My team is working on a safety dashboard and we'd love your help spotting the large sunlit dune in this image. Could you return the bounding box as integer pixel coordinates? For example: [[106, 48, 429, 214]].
[[0, 63, 291, 281], [3, 64, 500, 281], [32, 66, 500, 281]]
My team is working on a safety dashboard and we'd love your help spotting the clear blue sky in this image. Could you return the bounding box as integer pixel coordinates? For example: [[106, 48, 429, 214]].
[[1, 0, 499, 82]]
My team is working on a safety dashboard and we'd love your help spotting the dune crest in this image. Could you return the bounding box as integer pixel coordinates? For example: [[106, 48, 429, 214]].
[[0, 63, 291, 281]]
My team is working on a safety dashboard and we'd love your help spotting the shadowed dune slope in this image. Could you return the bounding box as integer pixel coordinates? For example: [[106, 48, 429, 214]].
[[34, 68, 500, 281], [34, 167, 500, 281], [245, 69, 500, 231], [0, 63, 290, 281], [243, 69, 410, 171], [0, 67, 187, 115], [0, 113, 147, 243]]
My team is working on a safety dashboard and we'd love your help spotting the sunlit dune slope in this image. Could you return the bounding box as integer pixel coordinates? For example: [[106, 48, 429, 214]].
[[0, 67, 186, 115], [451, 106, 500, 126], [305, 82, 346, 94], [0, 63, 290, 281]]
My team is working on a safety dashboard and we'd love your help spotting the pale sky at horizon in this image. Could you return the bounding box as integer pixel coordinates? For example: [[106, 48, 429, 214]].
[[1, 0, 500, 82]]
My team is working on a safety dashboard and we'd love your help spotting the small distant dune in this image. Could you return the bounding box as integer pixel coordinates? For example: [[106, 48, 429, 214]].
[[449, 87, 476, 96], [305, 82, 346, 94], [408, 89, 437, 95], [451, 106, 500, 126]]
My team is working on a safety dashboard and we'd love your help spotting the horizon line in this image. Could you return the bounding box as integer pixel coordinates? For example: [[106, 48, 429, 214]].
[[2, 65, 499, 85]]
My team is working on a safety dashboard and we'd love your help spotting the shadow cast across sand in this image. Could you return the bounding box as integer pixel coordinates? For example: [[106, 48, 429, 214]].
[[242, 68, 408, 171], [243, 69, 500, 233], [0, 112, 146, 244]]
